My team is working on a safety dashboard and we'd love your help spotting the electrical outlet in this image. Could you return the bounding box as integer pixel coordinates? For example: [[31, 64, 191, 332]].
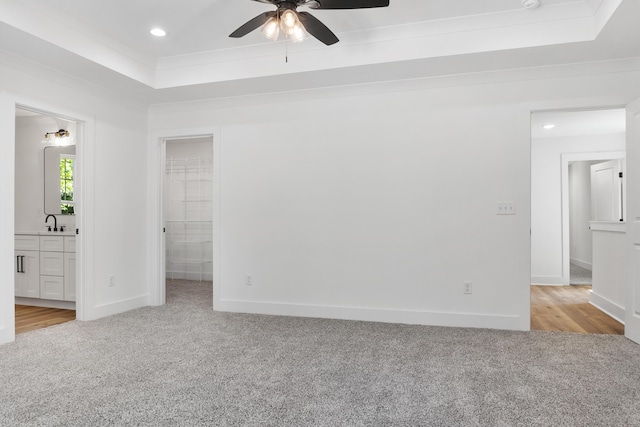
[[246, 274, 253, 286], [496, 202, 516, 215], [464, 281, 472, 294], [108, 274, 115, 287]]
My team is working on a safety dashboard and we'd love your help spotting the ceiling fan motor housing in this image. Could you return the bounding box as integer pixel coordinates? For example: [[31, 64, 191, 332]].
[[278, 1, 299, 10]]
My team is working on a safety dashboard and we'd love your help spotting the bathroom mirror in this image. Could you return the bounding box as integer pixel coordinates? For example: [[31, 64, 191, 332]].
[[44, 146, 76, 215]]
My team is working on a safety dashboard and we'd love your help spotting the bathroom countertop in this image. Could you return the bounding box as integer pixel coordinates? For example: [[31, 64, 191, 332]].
[[16, 230, 76, 236]]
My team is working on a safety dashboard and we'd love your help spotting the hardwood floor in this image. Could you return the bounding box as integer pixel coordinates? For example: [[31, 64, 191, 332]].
[[15, 305, 76, 335], [531, 285, 624, 335]]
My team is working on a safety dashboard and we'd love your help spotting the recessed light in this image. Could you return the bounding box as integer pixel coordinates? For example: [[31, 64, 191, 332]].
[[150, 28, 167, 37], [543, 124, 555, 130]]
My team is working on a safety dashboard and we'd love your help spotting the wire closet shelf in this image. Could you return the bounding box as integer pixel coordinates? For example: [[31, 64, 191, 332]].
[[165, 157, 213, 282]]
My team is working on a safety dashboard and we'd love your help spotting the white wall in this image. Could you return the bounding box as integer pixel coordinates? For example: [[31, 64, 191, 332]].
[[148, 65, 640, 331], [213, 104, 526, 328], [569, 161, 599, 269], [15, 114, 76, 233], [166, 137, 212, 159], [0, 55, 149, 344], [151, 100, 530, 330], [531, 133, 625, 284]]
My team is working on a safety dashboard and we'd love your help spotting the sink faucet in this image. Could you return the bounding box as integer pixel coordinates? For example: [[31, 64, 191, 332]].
[[45, 214, 57, 232]]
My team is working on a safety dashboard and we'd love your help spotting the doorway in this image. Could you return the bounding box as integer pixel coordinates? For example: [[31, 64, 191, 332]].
[[14, 106, 80, 333], [530, 108, 626, 334], [163, 136, 214, 306]]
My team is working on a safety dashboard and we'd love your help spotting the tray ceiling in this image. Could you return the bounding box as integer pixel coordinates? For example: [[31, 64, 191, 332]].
[[0, 0, 634, 101]]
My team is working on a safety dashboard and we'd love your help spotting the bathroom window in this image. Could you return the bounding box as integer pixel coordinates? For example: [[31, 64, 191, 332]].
[[60, 155, 75, 215]]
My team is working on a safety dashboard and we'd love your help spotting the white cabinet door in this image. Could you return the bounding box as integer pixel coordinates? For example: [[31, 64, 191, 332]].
[[64, 236, 76, 253], [15, 250, 39, 298], [64, 252, 76, 302], [626, 98, 640, 344], [591, 159, 623, 222]]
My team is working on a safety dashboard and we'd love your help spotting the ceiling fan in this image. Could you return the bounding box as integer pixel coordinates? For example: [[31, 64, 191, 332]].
[[229, 0, 390, 46]]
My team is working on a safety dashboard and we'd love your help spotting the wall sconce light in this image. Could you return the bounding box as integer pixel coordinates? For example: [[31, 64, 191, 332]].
[[43, 129, 73, 146]]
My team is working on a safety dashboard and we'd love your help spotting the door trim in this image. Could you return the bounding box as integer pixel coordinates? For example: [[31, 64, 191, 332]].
[[1, 96, 95, 345], [560, 151, 625, 286], [625, 99, 640, 344]]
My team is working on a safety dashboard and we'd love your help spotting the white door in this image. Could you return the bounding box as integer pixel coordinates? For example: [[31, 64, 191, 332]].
[[626, 98, 640, 344], [591, 160, 623, 222]]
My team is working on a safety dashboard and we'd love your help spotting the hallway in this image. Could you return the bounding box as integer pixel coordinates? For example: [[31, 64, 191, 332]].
[[531, 285, 623, 335]]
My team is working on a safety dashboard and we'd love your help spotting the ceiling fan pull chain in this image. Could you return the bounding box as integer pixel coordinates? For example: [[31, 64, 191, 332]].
[[285, 39, 289, 63]]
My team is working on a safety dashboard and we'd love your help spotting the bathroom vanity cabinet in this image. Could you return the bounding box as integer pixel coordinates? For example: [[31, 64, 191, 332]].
[[15, 233, 76, 306], [15, 235, 40, 298]]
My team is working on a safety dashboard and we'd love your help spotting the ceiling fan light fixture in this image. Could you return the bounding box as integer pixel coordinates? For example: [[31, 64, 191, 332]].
[[230, 0, 389, 46], [290, 21, 308, 42], [262, 17, 280, 41], [280, 9, 299, 35]]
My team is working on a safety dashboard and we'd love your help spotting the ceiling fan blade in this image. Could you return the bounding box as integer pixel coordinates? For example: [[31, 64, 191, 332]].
[[297, 12, 339, 45], [229, 11, 277, 38], [313, 0, 389, 9], [251, 0, 278, 3]]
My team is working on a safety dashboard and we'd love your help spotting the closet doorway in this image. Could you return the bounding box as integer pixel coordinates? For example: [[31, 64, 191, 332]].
[[164, 137, 214, 306]]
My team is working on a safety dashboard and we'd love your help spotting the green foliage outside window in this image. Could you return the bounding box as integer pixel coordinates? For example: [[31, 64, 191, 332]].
[[60, 157, 75, 215]]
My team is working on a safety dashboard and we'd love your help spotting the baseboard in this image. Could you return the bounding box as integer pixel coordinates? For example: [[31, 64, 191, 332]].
[[215, 299, 525, 331], [590, 292, 625, 324], [531, 276, 567, 285], [89, 295, 148, 320], [15, 297, 75, 310], [166, 273, 213, 281], [570, 258, 592, 271]]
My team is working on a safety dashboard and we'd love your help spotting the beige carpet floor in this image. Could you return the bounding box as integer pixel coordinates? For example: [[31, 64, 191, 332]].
[[1, 280, 639, 426]]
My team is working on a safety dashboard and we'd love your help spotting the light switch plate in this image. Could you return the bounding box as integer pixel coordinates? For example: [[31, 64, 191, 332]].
[[497, 202, 516, 215]]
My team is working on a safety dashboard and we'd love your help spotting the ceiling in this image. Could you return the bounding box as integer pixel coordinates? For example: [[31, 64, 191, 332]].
[[531, 109, 626, 139], [0, 0, 637, 104], [13, 0, 584, 59]]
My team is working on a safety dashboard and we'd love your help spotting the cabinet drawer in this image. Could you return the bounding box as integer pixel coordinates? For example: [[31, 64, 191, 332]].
[[40, 236, 64, 252], [15, 235, 39, 251], [40, 251, 64, 276], [64, 237, 76, 253], [40, 275, 64, 301]]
